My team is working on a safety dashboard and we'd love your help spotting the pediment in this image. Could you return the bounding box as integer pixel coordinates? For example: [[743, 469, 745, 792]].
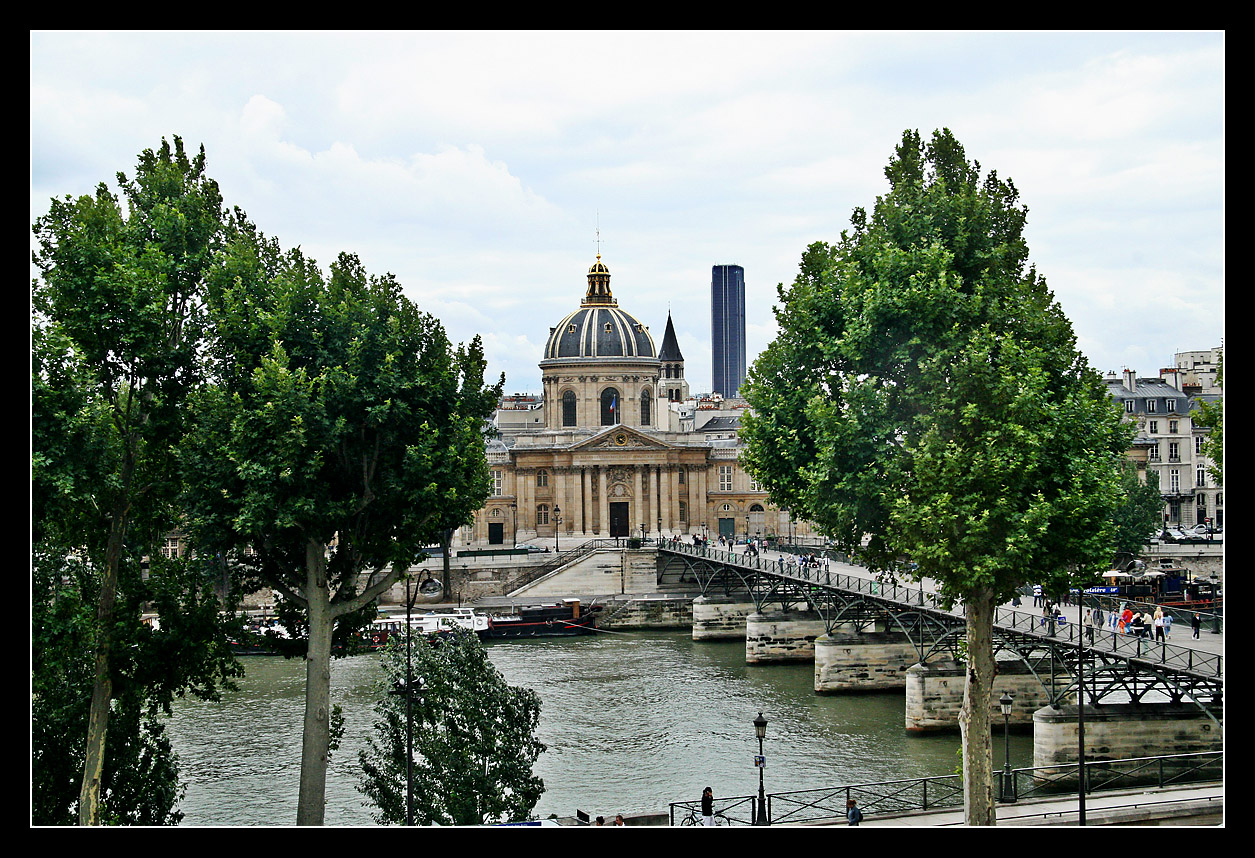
[[571, 425, 674, 452]]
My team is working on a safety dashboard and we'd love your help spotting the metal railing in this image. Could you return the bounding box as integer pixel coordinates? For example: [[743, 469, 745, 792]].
[[1007, 751, 1223, 803], [668, 793, 758, 826], [662, 543, 1223, 679], [667, 752, 1222, 825], [993, 604, 1223, 678]]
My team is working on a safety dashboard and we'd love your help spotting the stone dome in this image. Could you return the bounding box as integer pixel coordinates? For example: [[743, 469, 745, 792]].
[[543, 255, 656, 361]]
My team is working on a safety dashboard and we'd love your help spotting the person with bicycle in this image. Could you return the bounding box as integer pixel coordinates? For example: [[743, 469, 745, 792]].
[[701, 786, 714, 826]]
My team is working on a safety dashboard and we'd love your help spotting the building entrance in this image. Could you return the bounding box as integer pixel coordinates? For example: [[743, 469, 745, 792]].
[[609, 502, 630, 538]]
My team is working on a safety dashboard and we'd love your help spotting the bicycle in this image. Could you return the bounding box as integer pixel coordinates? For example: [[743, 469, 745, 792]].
[[678, 808, 731, 826]]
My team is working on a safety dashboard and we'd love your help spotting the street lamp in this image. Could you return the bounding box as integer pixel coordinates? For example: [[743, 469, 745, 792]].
[[999, 692, 1016, 803], [753, 712, 769, 825], [553, 505, 561, 553]]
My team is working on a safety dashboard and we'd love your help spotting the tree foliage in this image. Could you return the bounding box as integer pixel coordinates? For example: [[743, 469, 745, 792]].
[[1192, 355, 1223, 487], [31, 137, 241, 824], [180, 235, 502, 824], [741, 129, 1130, 824], [1110, 465, 1163, 556], [358, 629, 545, 826]]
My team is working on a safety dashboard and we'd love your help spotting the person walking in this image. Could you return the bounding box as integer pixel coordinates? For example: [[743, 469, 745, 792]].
[[1153, 608, 1165, 642], [1191, 612, 1202, 640], [846, 799, 863, 826], [701, 786, 714, 827], [1033, 584, 1043, 608], [1163, 612, 1173, 640]]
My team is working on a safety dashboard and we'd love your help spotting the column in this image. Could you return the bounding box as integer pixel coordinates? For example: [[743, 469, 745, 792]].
[[572, 466, 584, 537], [520, 469, 534, 539], [660, 466, 672, 534], [650, 466, 661, 536], [554, 467, 567, 540], [637, 465, 648, 538], [582, 467, 593, 536], [599, 465, 610, 537], [697, 466, 709, 533]]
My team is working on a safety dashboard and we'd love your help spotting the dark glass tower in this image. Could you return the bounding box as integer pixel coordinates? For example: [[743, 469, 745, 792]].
[[711, 264, 746, 397]]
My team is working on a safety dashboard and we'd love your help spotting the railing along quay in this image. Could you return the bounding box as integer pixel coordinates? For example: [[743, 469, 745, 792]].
[[667, 752, 1222, 825]]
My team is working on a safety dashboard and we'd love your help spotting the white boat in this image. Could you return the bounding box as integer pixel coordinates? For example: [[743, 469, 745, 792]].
[[367, 607, 489, 647]]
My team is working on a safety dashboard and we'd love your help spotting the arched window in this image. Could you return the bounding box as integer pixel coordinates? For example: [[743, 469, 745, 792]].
[[601, 387, 620, 426], [640, 389, 651, 426], [562, 390, 577, 427]]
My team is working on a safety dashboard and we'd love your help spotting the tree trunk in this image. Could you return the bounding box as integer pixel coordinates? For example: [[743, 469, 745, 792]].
[[78, 481, 132, 825], [296, 540, 334, 826], [440, 528, 453, 597], [960, 587, 997, 825]]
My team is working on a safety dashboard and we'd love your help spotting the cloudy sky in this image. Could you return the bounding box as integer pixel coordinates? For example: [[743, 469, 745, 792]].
[[31, 31, 1224, 396]]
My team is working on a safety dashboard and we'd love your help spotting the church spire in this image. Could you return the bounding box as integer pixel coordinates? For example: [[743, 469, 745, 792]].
[[658, 311, 684, 362]]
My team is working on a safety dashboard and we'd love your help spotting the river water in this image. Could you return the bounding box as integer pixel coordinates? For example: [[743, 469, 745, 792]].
[[165, 630, 1035, 826]]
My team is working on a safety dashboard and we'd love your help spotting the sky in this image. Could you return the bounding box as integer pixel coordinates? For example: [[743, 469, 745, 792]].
[[30, 31, 1225, 397]]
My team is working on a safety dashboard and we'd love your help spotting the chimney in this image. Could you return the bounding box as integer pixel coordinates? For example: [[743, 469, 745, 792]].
[[1123, 369, 1137, 393], [1160, 368, 1181, 391]]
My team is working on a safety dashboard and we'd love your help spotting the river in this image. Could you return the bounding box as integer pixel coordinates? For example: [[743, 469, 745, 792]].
[[164, 630, 1035, 825]]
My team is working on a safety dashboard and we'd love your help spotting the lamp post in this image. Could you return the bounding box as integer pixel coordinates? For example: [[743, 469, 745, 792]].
[[1077, 587, 1087, 825], [753, 712, 769, 825], [999, 692, 1015, 803], [387, 575, 428, 825], [553, 505, 561, 553], [509, 501, 516, 548]]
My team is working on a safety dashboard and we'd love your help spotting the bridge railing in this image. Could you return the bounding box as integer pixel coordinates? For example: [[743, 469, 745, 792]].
[[993, 605, 1223, 678], [663, 543, 1222, 679]]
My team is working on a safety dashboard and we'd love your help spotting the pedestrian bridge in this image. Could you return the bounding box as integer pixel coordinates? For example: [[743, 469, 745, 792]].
[[656, 542, 1223, 720]]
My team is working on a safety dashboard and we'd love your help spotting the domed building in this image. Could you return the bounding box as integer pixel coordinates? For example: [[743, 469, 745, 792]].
[[463, 256, 812, 546]]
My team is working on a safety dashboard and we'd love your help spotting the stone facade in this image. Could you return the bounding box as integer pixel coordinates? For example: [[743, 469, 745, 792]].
[[464, 256, 815, 547]]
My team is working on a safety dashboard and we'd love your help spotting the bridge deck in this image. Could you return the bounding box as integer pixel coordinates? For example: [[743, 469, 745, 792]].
[[659, 543, 1224, 683]]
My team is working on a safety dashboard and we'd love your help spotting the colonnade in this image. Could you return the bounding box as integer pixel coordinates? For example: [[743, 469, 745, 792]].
[[504, 462, 710, 540]]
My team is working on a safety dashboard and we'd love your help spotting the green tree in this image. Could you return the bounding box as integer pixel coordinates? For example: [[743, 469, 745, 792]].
[[358, 629, 545, 825], [1192, 355, 1222, 487], [1111, 465, 1163, 556], [741, 129, 1129, 825], [31, 138, 240, 825], [180, 239, 502, 825]]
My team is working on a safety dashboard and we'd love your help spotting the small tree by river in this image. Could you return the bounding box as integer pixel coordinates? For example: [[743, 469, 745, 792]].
[[358, 629, 545, 825]]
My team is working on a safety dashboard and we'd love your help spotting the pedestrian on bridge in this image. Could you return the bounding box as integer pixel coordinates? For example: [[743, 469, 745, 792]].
[[1191, 612, 1202, 640]]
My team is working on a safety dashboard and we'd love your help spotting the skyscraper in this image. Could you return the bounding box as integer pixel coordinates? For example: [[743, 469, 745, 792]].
[[711, 264, 746, 397]]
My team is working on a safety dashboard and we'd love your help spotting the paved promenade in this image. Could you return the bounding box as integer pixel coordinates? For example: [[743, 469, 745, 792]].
[[851, 783, 1223, 826]]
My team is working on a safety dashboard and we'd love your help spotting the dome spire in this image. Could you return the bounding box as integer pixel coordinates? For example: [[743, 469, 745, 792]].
[[583, 251, 616, 306]]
